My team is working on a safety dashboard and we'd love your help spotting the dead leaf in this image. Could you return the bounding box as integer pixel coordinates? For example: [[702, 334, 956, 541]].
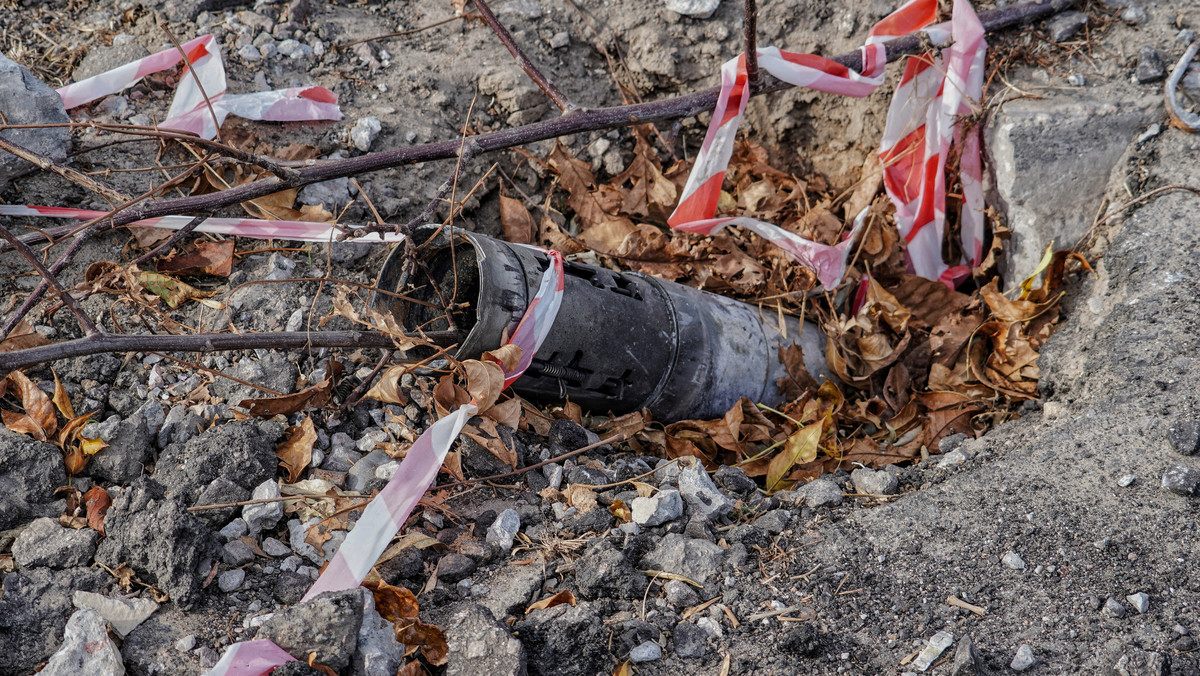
[[365, 366, 410, 405], [396, 621, 449, 666], [83, 485, 111, 535], [563, 484, 598, 513], [277, 416, 316, 483], [500, 194, 535, 244], [613, 660, 633, 676], [238, 362, 341, 416], [0, 321, 50, 352], [51, 370, 74, 419], [3, 371, 56, 440], [157, 239, 235, 277], [608, 499, 631, 523], [137, 271, 217, 309], [766, 423, 821, 492], [463, 359, 504, 411], [527, 590, 577, 613]]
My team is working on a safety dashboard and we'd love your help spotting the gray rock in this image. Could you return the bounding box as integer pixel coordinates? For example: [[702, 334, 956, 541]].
[[238, 44, 263, 62], [548, 419, 599, 450], [1118, 475, 1137, 487], [1168, 421, 1200, 455], [486, 508, 520, 552], [263, 537, 291, 557], [38, 609, 123, 676], [243, 480, 283, 535], [985, 93, 1157, 284], [477, 64, 549, 125], [1104, 597, 1127, 618], [664, 578, 700, 609], [94, 480, 219, 609], [753, 509, 791, 534], [665, 0, 720, 19], [85, 412, 153, 484], [951, 633, 981, 675], [631, 489, 684, 526], [630, 640, 662, 662], [351, 117, 382, 152], [155, 420, 285, 504], [795, 478, 843, 508], [1136, 47, 1165, 84], [13, 518, 100, 569], [352, 591, 405, 676], [443, 603, 526, 676], [477, 563, 542, 619], [377, 546, 424, 582], [514, 602, 607, 676], [212, 353, 298, 405], [1002, 551, 1026, 570], [1045, 10, 1088, 42], [0, 53, 71, 189], [220, 519, 249, 540], [713, 465, 758, 495], [937, 448, 972, 468], [218, 568, 246, 592], [566, 465, 608, 486], [346, 449, 391, 493], [324, 446, 363, 472], [1113, 649, 1167, 676], [640, 534, 725, 585], [438, 553, 477, 583], [851, 467, 899, 495], [0, 427, 67, 529], [1011, 644, 1036, 671], [256, 589, 365, 671], [673, 621, 708, 658], [677, 457, 735, 519], [156, 404, 205, 449], [71, 590, 158, 638], [298, 177, 354, 215], [575, 540, 647, 600], [1126, 592, 1150, 614], [0, 567, 110, 674], [1120, 4, 1147, 23], [193, 477, 248, 527], [223, 540, 256, 567], [1162, 466, 1200, 495]]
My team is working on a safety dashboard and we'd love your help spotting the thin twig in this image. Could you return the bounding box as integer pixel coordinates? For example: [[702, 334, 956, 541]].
[[131, 214, 208, 266], [0, 329, 457, 375], [0, 136, 131, 206], [160, 22, 224, 144], [437, 434, 627, 489], [744, 0, 759, 85], [471, 0, 574, 112], [339, 13, 476, 50], [0, 223, 99, 336]]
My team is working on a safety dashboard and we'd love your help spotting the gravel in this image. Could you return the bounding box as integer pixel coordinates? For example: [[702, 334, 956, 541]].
[[1011, 644, 1036, 671]]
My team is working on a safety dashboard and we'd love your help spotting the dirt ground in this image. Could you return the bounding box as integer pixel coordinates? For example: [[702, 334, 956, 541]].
[[1, 0, 1199, 674]]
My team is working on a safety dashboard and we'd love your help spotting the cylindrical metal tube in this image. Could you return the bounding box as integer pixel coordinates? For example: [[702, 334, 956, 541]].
[[372, 226, 829, 421]]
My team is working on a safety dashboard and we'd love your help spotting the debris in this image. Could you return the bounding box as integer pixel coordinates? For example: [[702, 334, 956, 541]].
[[640, 534, 725, 586], [910, 631, 954, 671], [1118, 475, 1136, 487], [630, 641, 663, 663], [219, 569, 246, 593], [1045, 11, 1088, 42], [665, 0, 720, 19], [0, 53, 71, 189], [631, 489, 684, 526], [256, 589, 364, 671], [71, 591, 158, 638], [1165, 41, 1200, 132], [1162, 466, 1200, 495], [794, 478, 843, 508], [1167, 421, 1200, 455], [851, 467, 899, 495], [677, 457, 736, 518], [351, 117, 382, 152], [486, 508, 521, 553], [1126, 592, 1150, 614], [1010, 644, 1037, 671], [946, 595, 986, 616], [1136, 46, 1166, 84], [443, 603, 527, 676], [1103, 597, 1127, 618], [38, 610, 124, 676], [1120, 4, 1147, 24], [951, 634, 981, 675], [244, 480, 284, 535], [12, 518, 98, 570], [1001, 552, 1026, 570]]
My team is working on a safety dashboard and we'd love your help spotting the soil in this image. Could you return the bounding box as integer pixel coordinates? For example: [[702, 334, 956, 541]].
[[2, 0, 1200, 675]]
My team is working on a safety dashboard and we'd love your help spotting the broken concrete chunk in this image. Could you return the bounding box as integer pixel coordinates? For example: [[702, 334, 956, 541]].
[[911, 630, 953, 671], [665, 0, 721, 19], [795, 477, 843, 508], [1162, 466, 1200, 495], [38, 609, 124, 676], [0, 53, 71, 189], [255, 589, 365, 671], [677, 457, 735, 519], [1135, 46, 1166, 84], [71, 591, 158, 638]]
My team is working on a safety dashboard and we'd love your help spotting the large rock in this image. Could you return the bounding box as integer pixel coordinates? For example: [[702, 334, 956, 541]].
[[153, 420, 285, 503], [351, 591, 405, 676], [0, 567, 110, 675], [38, 609, 124, 676], [256, 589, 365, 671], [985, 93, 1157, 285], [514, 602, 609, 676], [12, 518, 99, 570], [93, 479, 219, 609], [442, 603, 526, 676], [0, 427, 67, 530], [639, 534, 725, 586], [85, 410, 153, 484], [574, 540, 648, 600], [0, 53, 71, 189]]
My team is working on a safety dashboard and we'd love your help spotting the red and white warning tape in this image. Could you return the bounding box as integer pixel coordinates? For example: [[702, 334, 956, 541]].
[[203, 250, 564, 676], [0, 205, 405, 243], [56, 34, 341, 139], [669, 0, 988, 288]]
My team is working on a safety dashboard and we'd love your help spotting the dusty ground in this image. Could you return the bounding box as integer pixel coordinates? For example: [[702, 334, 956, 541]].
[[1, 0, 1199, 674]]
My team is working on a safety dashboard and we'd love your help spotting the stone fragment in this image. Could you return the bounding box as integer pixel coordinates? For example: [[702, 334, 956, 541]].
[[85, 413, 152, 484], [640, 534, 725, 586], [677, 457, 735, 518], [486, 508, 520, 552], [352, 591, 405, 676], [13, 518, 100, 569], [1126, 592, 1150, 614], [1045, 10, 1088, 42], [1113, 649, 1167, 676], [256, 589, 365, 671], [243, 480, 283, 535], [1136, 47, 1166, 84], [38, 610, 124, 676], [713, 465, 758, 495], [1168, 421, 1200, 455], [630, 641, 662, 662], [665, 0, 720, 19], [795, 478, 843, 508], [753, 509, 791, 534], [71, 591, 158, 638], [1162, 466, 1200, 495], [911, 631, 954, 671], [951, 633, 981, 675], [0, 428, 67, 529], [673, 621, 708, 658], [346, 449, 391, 493], [219, 569, 246, 592], [478, 563, 542, 619], [223, 539, 256, 567], [443, 603, 526, 676], [851, 467, 899, 495], [1120, 4, 1146, 24], [1002, 552, 1026, 570], [1104, 597, 1127, 618], [0, 53, 71, 189], [351, 117, 381, 152], [262, 537, 291, 557], [514, 602, 607, 676], [1011, 644, 1036, 671], [631, 489, 684, 526], [575, 541, 647, 599], [438, 553, 477, 583]]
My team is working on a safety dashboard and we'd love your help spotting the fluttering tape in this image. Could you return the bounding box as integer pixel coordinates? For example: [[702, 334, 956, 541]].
[[202, 249, 564, 676], [56, 34, 341, 139], [0, 205, 405, 243], [668, 0, 988, 288]]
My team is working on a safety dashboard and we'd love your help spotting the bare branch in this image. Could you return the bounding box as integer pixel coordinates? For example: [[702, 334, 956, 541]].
[[0, 222, 99, 336], [744, 0, 759, 85], [471, 0, 575, 112], [0, 136, 132, 207]]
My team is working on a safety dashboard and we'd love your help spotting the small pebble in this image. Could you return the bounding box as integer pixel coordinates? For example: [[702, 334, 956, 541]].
[[629, 641, 663, 663], [218, 569, 246, 593], [1011, 644, 1036, 671], [1002, 552, 1026, 570], [1117, 474, 1137, 487], [1120, 4, 1147, 23], [1103, 597, 1126, 618], [175, 635, 196, 652], [1126, 592, 1149, 614]]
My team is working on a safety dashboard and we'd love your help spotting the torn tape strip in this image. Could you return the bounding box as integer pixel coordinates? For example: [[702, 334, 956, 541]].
[[203, 250, 565, 676], [56, 34, 340, 140], [667, 0, 940, 289], [0, 205, 404, 243]]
